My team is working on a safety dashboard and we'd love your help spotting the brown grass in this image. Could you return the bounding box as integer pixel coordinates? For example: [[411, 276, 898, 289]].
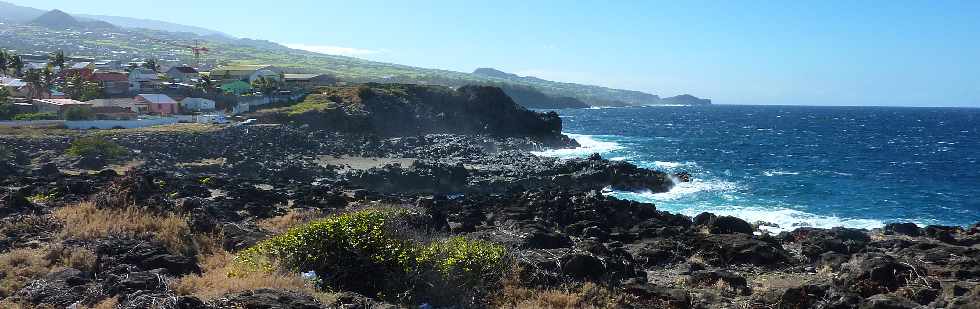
[[169, 249, 332, 302], [0, 248, 54, 298], [53, 202, 193, 254], [44, 244, 98, 273], [257, 209, 325, 234], [491, 268, 619, 309]]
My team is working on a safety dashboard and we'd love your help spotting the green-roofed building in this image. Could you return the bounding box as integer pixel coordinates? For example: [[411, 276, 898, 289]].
[[220, 80, 253, 95]]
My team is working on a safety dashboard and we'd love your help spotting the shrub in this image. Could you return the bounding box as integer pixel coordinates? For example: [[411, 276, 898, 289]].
[[65, 137, 128, 159], [236, 209, 507, 306], [12, 112, 58, 121], [64, 106, 95, 120]]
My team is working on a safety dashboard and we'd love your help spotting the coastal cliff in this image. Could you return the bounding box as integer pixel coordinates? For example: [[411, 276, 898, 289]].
[[0, 84, 976, 308]]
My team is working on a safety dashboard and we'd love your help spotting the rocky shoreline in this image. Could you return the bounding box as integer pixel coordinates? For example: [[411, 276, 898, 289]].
[[0, 84, 977, 308]]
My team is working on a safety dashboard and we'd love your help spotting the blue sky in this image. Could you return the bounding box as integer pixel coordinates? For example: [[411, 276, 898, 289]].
[[13, 0, 980, 107]]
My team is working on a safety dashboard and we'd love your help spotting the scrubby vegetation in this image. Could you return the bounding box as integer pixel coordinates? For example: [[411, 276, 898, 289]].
[[12, 112, 58, 121], [65, 137, 128, 159], [236, 209, 507, 306], [53, 202, 194, 254], [283, 95, 337, 116]]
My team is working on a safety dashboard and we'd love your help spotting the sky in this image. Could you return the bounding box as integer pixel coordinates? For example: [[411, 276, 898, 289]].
[[11, 0, 980, 107]]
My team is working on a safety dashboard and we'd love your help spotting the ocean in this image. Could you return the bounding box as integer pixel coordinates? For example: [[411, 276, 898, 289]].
[[534, 105, 980, 233]]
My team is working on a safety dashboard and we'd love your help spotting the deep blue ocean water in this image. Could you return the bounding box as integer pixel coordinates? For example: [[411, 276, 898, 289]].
[[534, 105, 980, 232]]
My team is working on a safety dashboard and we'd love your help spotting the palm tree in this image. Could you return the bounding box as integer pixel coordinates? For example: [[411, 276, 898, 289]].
[[251, 76, 281, 97], [143, 59, 158, 72], [49, 50, 66, 71], [0, 50, 8, 76], [196, 75, 215, 93], [23, 69, 43, 99], [9, 55, 23, 77]]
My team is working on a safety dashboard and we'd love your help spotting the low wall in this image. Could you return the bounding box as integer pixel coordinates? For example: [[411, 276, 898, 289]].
[[0, 120, 66, 127], [64, 117, 179, 129]]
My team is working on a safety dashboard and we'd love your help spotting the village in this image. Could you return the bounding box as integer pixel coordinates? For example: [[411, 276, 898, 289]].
[[0, 49, 336, 128]]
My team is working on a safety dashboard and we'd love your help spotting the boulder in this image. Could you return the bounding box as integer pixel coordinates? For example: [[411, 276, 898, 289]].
[[560, 253, 605, 280], [211, 288, 324, 309], [884, 223, 921, 237]]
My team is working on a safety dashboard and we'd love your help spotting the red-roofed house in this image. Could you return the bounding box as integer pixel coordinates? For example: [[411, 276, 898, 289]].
[[90, 71, 130, 96], [134, 94, 179, 115]]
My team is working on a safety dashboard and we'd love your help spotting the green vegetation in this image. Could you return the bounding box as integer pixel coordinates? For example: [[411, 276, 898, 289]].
[[61, 73, 102, 101], [65, 137, 128, 159], [283, 94, 336, 115], [12, 112, 58, 120], [63, 106, 94, 120], [236, 209, 506, 306]]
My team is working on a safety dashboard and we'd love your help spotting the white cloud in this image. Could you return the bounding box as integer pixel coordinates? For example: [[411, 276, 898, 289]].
[[285, 43, 383, 57]]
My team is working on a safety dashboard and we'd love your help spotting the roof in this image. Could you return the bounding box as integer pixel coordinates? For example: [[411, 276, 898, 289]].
[[135, 94, 178, 104], [87, 98, 138, 107], [169, 66, 199, 74], [220, 80, 252, 93], [70, 62, 92, 70], [91, 72, 128, 82], [210, 65, 275, 77], [33, 99, 90, 106], [283, 74, 320, 80], [0, 77, 27, 87]]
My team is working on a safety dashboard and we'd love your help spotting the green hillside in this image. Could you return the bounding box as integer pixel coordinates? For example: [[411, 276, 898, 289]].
[[0, 17, 675, 106]]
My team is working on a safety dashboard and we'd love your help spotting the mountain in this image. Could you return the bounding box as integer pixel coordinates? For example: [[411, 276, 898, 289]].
[[0, 1, 43, 23], [661, 94, 712, 106], [30, 9, 80, 28], [472, 68, 664, 106], [75, 14, 233, 38], [490, 83, 590, 109]]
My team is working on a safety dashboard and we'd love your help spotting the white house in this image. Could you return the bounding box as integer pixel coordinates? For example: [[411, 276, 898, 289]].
[[180, 97, 216, 112], [128, 68, 160, 91]]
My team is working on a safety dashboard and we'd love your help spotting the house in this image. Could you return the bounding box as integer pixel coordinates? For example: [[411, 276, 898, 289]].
[[219, 80, 252, 95], [90, 71, 130, 96], [180, 98, 216, 112], [166, 66, 200, 82], [129, 68, 160, 91], [283, 74, 337, 89], [94, 60, 122, 70], [31, 98, 91, 116], [87, 98, 144, 114], [134, 94, 178, 115], [63, 62, 95, 79], [0, 77, 29, 97], [209, 65, 282, 84]]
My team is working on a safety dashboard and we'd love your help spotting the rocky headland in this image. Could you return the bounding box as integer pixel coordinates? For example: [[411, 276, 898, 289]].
[[0, 84, 976, 308]]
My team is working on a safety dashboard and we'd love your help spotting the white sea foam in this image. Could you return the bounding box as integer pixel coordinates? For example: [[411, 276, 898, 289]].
[[762, 169, 801, 176], [608, 179, 887, 233], [532, 133, 623, 159]]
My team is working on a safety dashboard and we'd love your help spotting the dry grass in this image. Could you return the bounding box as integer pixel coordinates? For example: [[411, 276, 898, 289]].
[[53, 202, 194, 254], [44, 244, 98, 273], [257, 209, 326, 234], [79, 297, 118, 309], [0, 248, 54, 298], [492, 268, 619, 309], [170, 249, 331, 302]]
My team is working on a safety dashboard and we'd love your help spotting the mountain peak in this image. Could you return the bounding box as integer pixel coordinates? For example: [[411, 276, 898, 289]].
[[473, 68, 522, 80], [31, 9, 81, 28]]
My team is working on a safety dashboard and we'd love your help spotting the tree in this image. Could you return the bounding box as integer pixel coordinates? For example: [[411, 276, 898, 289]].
[[49, 50, 66, 70], [61, 73, 101, 101], [0, 87, 9, 103], [22, 67, 55, 99], [251, 76, 281, 96], [0, 49, 8, 76], [195, 75, 215, 93], [9, 55, 23, 77], [63, 106, 94, 120], [142, 59, 159, 72], [23, 69, 44, 99]]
